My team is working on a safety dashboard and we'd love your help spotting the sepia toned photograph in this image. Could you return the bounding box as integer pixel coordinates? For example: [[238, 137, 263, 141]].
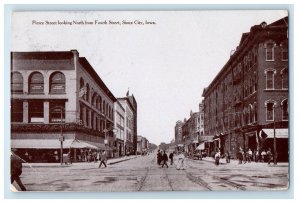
[[9, 10, 289, 192]]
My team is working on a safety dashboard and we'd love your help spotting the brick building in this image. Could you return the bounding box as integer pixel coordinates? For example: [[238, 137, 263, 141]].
[[11, 50, 117, 162], [182, 111, 200, 154], [202, 17, 289, 161]]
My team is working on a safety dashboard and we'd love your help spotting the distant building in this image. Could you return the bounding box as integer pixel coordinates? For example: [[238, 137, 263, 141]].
[[11, 50, 117, 162], [182, 111, 200, 153], [117, 94, 137, 155], [114, 101, 125, 157], [174, 120, 184, 151], [137, 135, 149, 155], [202, 17, 288, 160]]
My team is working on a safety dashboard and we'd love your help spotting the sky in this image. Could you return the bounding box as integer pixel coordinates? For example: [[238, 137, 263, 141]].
[[11, 10, 288, 145]]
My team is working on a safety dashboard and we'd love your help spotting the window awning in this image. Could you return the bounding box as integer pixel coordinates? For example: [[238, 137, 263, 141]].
[[260, 129, 289, 139], [196, 143, 205, 150], [11, 139, 99, 149]]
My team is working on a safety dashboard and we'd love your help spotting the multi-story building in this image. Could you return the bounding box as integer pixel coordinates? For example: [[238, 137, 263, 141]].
[[182, 111, 200, 153], [202, 17, 288, 161], [114, 101, 125, 157], [11, 50, 117, 162], [117, 94, 137, 155], [174, 120, 184, 144]]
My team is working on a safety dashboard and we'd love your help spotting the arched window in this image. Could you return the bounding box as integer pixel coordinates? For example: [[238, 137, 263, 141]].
[[92, 93, 97, 107], [281, 68, 288, 89], [11, 72, 23, 93], [99, 96, 102, 111], [29, 72, 44, 94], [265, 100, 276, 121], [102, 100, 105, 114], [106, 103, 109, 117], [281, 99, 288, 121], [108, 106, 111, 119], [86, 84, 90, 102], [264, 69, 276, 90], [49, 72, 65, 93]]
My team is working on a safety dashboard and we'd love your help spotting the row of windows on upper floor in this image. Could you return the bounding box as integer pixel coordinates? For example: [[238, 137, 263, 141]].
[[205, 66, 288, 110], [79, 77, 114, 120], [11, 71, 114, 119], [11, 71, 65, 94], [204, 98, 288, 131]]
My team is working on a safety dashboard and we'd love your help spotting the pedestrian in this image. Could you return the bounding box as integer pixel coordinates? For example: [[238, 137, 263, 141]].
[[157, 150, 162, 165], [161, 151, 169, 168], [176, 152, 185, 170], [261, 149, 266, 162], [215, 150, 221, 165], [11, 151, 26, 191], [169, 152, 174, 165], [247, 148, 252, 163], [98, 150, 107, 168], [266, 148, 273, 165], [225, 151, 230, 163], [238, 147, 244, 164]]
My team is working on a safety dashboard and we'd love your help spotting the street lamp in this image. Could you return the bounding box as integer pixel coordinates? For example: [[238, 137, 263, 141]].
[[273, 102, 277, 165]]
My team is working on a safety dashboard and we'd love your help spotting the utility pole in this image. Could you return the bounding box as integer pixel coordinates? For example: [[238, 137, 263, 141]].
[[273, 102, 277, 165]]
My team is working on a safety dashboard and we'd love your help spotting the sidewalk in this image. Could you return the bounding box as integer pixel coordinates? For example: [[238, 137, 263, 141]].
[[190, 156, 289, 167], [23, 155, 138, 167]]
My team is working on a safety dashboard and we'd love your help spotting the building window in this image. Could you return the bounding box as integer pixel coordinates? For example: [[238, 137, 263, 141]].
[[11, 72, 23, 93], [49, 101, 65, 123], [281, 68, 288, 89], [266, 102, 275, 121], [29, 72, 44, 94], [86, 84, 90, 102], [86, 108, 90, 127], [253, 103, 257, 123], [11, 99, 23, 122], [28, 100, 44, 123], [248, 105, 252, 124], [50, 72, 65, 94], [265, 69, 275, 89], [265, 43, 275, 61], [281, 99, 288, 121], [281, 41, 288, 61]]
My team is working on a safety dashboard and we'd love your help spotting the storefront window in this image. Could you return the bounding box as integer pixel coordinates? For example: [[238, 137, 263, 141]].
[[49, 101, 65, 123], [11, 99, 23, 122], [29, 100, 44, 123]]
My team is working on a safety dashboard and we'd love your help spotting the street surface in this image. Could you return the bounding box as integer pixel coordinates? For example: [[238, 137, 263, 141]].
[[14, 152, 289, 191]]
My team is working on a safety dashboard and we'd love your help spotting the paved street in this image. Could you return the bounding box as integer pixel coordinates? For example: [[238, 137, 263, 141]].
[[15, 152, 289, 192]]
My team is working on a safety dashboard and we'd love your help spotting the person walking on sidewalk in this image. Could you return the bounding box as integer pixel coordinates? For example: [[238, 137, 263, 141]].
[[266, 148, 273, 165], [11, 151, 26, 191], [157, 150, 162, 165], [215, 149, 221, 166], [161, 151, 169, 168], [169, 152, 174, 165], [225, 151, 230, 163], [98, 150, 107, 168]]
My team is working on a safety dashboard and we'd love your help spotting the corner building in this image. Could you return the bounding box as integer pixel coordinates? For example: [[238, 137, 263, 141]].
[[11, 50, 117, 162], [202, 17, 289, 161]]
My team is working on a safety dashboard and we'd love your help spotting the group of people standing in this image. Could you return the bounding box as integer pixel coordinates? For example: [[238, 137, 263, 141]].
[[156, 150, 185, 170], [237, 147, 274, 164]]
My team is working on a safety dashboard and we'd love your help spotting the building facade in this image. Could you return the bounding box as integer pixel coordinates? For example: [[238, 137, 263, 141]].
[[11, 50, 117, 162], [202, 17, 289, 161], [182, 111, 200, 154], [117, 95, 137, 155], [114, 101, 125, 157]]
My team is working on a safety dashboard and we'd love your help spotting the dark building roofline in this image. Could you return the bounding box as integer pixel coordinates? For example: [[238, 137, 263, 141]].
[[11, 51, 74, 60], [78, 57, 117, 102], [202, 16, 288, 97]]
